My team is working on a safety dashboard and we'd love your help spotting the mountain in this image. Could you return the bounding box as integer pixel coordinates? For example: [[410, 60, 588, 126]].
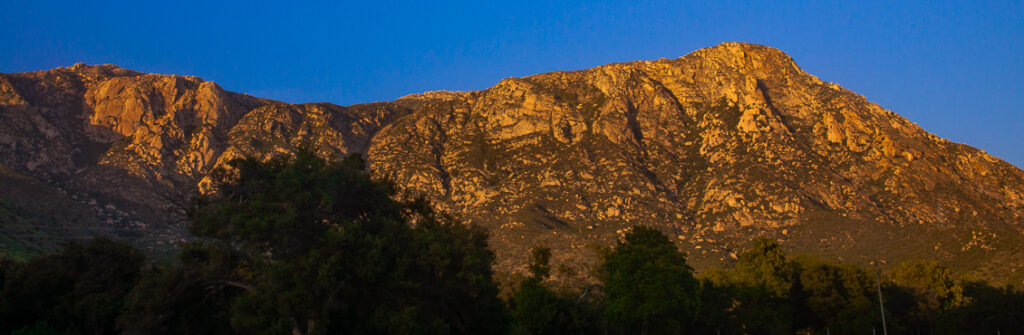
[[2, 43, 1023, 284]]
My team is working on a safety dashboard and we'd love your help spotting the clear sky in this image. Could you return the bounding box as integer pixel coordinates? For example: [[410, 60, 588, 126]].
[[2, 1, 1022, 167]]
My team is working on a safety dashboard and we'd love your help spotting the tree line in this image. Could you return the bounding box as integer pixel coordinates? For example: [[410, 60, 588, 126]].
[[1, 151, 1022, 334]]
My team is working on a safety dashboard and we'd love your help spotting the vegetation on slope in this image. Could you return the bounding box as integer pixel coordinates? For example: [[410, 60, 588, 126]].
[[2, 152, 1023, 334]]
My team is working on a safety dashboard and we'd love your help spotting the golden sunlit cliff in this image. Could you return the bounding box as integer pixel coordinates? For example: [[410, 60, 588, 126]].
[[2, 43, 1023, 283]]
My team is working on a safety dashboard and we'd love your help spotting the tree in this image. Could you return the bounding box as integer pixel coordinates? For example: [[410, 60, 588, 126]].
[[886, 260, 966, 334], [11, 321, 61, 335], [118, 242, 245, 335], [600, 226, 701, 335], [691, 273, 740, 335], [792, 255, 878, 334], [527, 247, 552, 280], [137, 149, 507, 334], [0, 237, 144, 335], [721, 237, 795, 335], [510, 247, 598, 335], [939, 280, 1024, 334], [400, 202, 509, 335]]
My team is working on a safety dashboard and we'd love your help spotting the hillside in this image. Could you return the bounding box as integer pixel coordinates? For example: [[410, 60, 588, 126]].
[[2, 43, 1023, 283]]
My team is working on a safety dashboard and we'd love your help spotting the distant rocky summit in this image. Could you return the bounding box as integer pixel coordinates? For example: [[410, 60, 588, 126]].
[[3, 43, 1023, 284]]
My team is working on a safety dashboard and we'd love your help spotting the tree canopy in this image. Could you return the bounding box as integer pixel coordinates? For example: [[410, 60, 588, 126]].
[[1, 237, 144, 335], [124, 150, 507, 335], [4, 151, 1024, 335], [601, 226, 701, 335]]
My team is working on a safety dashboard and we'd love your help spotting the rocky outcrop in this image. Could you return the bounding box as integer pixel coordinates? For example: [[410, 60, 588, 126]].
[[368, 43, 1024, 282], [0, 63, 413, 257], [3, 43, 1024, 284]]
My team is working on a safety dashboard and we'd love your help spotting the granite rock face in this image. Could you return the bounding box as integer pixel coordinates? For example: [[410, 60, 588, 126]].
[[3, 43, 1023, 283]]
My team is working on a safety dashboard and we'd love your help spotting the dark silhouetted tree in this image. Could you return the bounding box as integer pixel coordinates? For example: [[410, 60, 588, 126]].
[[600, 227, 700, 335], [691, 272, 740, 335], [118, 242, 245, 335], [0, 237, 144, 335], [711, 237, 795, 335], [938, 280, 1024, 334], [791, 255, 878, 334], [129, 149, 507, 335], [510, 247, 599, 335], [885, 260, 965, 334]]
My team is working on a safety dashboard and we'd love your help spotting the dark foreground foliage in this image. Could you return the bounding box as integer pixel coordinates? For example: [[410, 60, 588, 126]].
[[0, 238, 143, 335], [3, 151, 1024, 334], [124, 150, 507, 335]]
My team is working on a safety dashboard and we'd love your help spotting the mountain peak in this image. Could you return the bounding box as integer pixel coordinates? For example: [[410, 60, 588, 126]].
[[59, 62, 141, 78], [3, 43, 1024, 284], [682, 42, 803, 76], [690, 42, 791, 60]]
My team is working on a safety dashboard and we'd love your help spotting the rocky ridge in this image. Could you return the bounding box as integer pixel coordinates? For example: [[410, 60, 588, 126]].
[[2, 43, 1023, 283]]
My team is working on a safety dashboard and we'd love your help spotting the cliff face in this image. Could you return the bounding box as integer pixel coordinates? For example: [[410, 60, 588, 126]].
[[3, 43, 1023, 282], [370, 43, 1024, 280], [0, 63, 411, 256]]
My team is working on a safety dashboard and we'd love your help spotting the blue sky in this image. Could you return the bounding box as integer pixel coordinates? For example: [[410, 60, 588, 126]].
[[2, 1, 1022, 167]]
